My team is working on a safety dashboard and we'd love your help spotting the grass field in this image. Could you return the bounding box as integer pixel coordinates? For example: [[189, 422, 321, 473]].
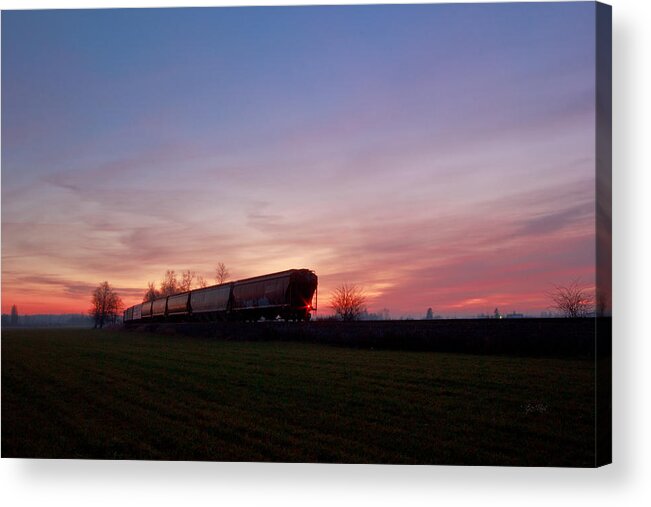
[[2, 328, 596, 466]]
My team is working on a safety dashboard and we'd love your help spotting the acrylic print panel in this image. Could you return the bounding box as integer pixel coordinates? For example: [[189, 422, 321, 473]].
[[1, 2, 611, 466]]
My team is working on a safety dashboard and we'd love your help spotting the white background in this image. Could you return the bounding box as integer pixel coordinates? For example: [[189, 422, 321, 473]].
[[1, 0, 649, 505]]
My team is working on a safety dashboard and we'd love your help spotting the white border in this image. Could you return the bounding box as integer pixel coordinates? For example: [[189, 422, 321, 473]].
[[1, 0, 650, 506]]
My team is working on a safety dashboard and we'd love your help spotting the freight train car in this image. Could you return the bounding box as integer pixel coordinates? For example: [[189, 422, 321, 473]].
[[188, 284, 231, 320], [123, 268, 317, 325]]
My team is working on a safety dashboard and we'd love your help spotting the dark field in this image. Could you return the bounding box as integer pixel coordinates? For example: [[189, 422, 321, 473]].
[[135, 318, 604, 357], [2, 328, 597, 466]]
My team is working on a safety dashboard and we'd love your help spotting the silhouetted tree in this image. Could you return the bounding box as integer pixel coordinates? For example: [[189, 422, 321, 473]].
[[494, 308, 501, 319], [10, 304, 19, 326], [548, 279, 594, 318], [160, 270, 179, 296], [143, 282, 161, 303], [196, 275, 208, 288], [215, 262, 229, 285], [90, 281, 123, 328], [179, 269, 195, 292], [330, 284, 367, 321], [425, 307, 433, 320]]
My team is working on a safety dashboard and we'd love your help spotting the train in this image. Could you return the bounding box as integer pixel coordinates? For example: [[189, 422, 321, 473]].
[[123, 268, 318, 324]]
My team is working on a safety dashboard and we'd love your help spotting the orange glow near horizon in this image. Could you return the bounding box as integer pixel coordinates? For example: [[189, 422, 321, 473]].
[[1, 200, 598, 318]]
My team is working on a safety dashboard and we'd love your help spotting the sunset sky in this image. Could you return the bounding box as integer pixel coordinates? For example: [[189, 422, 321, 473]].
[[2, 3, 598, 317]]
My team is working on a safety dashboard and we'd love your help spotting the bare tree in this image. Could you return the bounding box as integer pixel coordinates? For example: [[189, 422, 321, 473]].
[[143, 282, 161, 303], [330, 284, 367, 321], [160, 269, 179, 296], [144, 268, 206, 301], [196, 275, 208, 288], [215, 262, 229, 285], [90, 281, 123, 328], [179, 269, 195, 292], [548, 279, 594, 318]]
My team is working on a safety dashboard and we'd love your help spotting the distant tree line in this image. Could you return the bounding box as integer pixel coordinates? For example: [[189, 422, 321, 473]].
[[2, 312, 93, 328]]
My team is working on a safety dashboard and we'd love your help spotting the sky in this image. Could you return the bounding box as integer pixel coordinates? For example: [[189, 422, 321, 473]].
[[1, 3, 599, 317]]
